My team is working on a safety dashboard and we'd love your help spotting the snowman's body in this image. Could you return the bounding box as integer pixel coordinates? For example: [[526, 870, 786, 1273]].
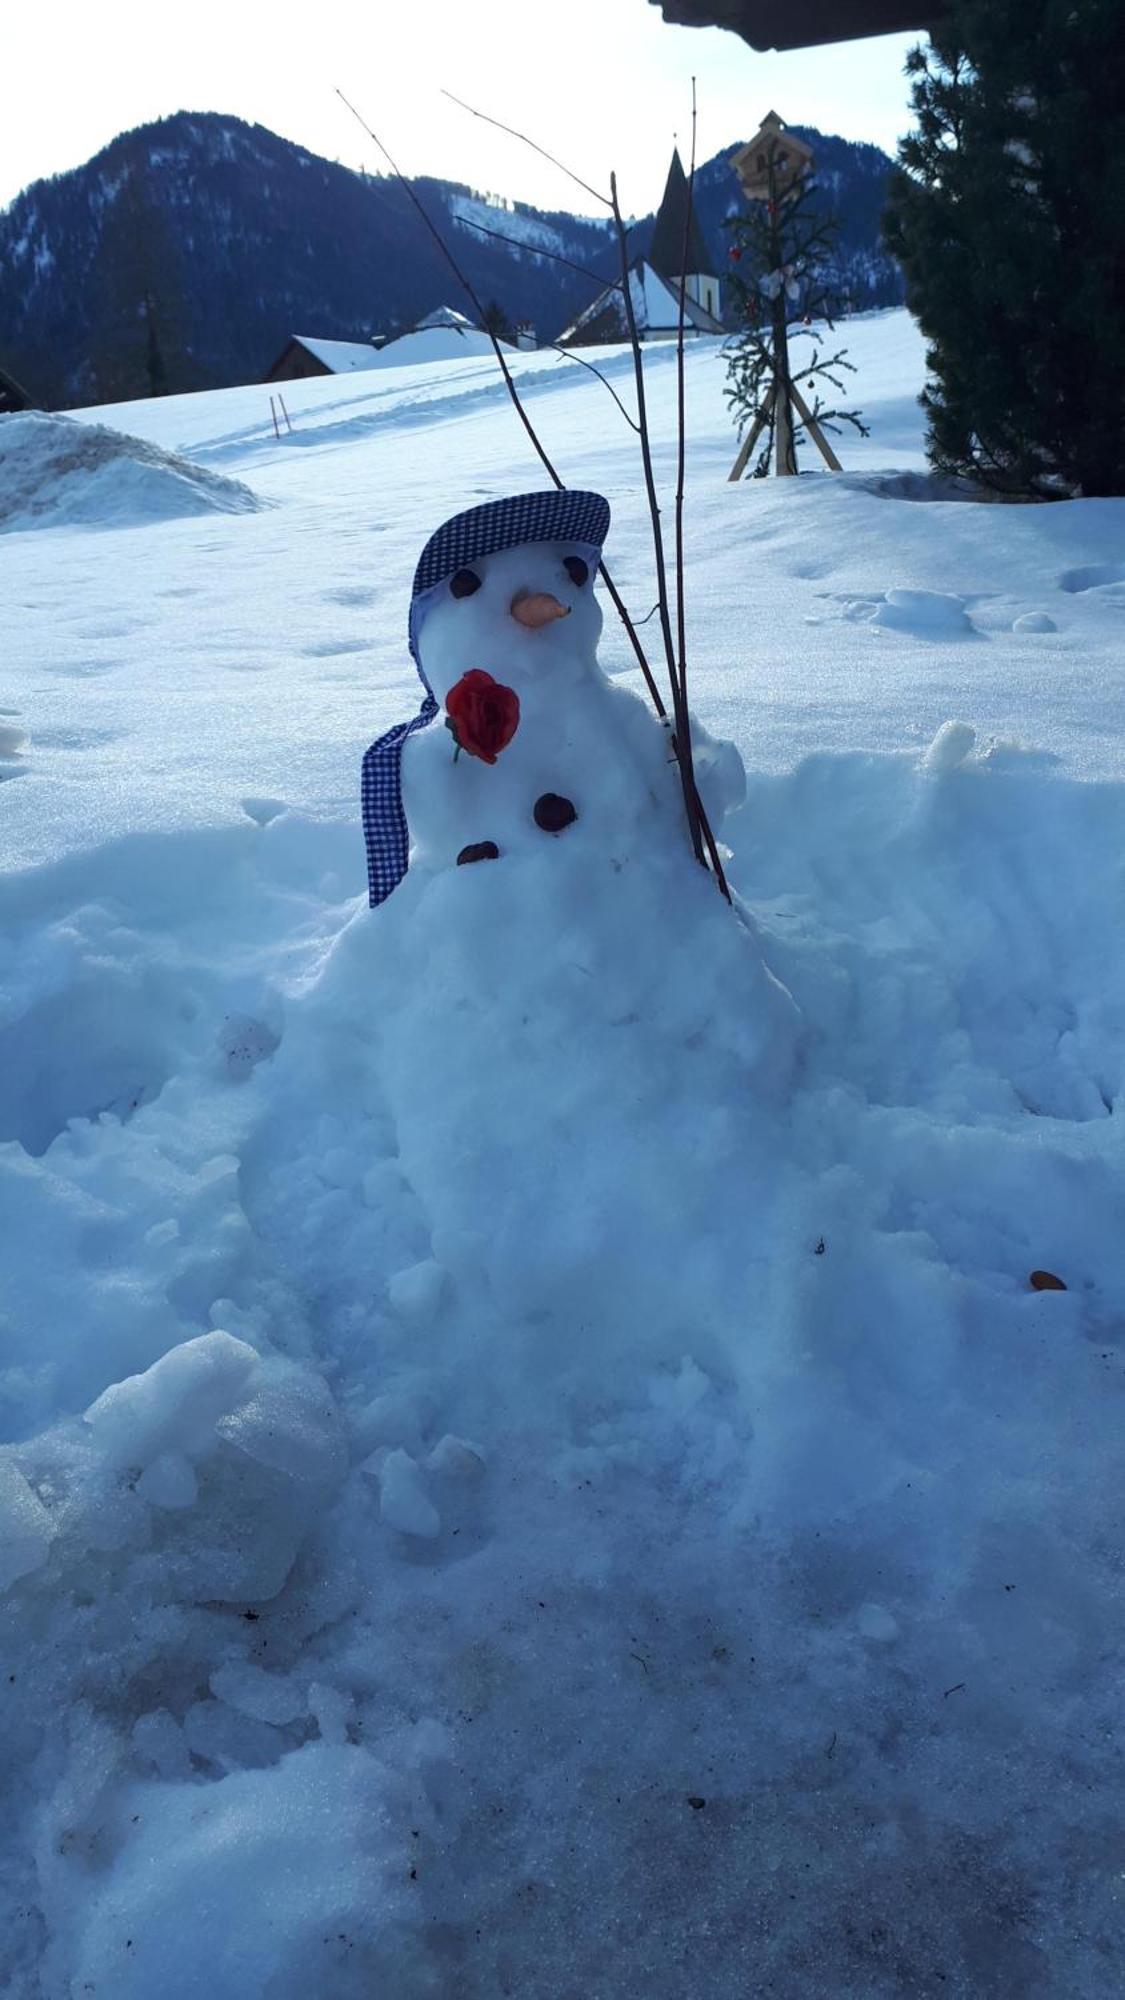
[[347, 508, 798, 1347], [402, 541, 744, 877]]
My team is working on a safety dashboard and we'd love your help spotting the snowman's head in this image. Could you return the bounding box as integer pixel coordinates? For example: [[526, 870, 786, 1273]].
[[414, 540, 605, 706]]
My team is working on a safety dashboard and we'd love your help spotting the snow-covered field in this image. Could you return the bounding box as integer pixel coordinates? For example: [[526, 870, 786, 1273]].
[[1, 311, 1123, 1997]]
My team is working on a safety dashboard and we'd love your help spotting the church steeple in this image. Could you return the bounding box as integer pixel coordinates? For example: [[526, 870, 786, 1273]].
[[557, 149, 724, 345], [648, 149, 718, 287]]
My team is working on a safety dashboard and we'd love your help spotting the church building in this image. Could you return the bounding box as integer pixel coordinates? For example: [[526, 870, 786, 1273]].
[[557, 151, 723, 347]]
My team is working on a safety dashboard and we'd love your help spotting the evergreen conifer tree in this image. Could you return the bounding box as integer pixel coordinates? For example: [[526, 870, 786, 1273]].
[[482, 299, 516, 345], [884, 0, 1125, 498]]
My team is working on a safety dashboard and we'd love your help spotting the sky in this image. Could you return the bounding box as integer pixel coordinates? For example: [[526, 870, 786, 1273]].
[[0, 2, 920, 216]]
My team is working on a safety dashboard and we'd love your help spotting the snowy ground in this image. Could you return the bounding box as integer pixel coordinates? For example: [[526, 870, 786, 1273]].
[[1, 311, 1123, 1997]]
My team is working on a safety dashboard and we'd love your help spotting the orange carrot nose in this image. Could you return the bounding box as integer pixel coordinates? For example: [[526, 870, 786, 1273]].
[[510, 590, 570, 629]]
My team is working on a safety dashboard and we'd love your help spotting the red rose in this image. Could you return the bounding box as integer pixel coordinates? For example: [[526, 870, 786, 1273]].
[[444, 670, 520, 765]]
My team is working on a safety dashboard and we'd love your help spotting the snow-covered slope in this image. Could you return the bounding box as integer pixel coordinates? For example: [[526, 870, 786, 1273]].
[[1, 311, 1123, 1997]]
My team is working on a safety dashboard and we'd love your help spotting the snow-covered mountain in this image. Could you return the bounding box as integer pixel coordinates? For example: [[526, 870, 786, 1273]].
[[0, 110, 902, 408]]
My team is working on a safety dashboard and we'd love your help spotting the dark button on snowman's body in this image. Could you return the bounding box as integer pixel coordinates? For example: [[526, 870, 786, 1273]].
[[533, 793, 578, 833]]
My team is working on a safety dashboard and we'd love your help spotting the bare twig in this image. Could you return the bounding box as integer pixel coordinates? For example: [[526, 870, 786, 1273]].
[[551, 345, 640, 433], [598, 566, 668, 714], [610, 169, 706, 869], [336, 89, 562, 488], [674, 85, 695, 719], [355, 85, 728, 895], [671, 91, 730, 899], [452, 212, 621, 292], [440, 89, 611, 210], [335, 90, 671, 717]]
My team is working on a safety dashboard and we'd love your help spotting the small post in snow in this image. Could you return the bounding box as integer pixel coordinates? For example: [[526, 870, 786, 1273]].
[[278, 393, 294, 434], [269, 396, 280, 440]]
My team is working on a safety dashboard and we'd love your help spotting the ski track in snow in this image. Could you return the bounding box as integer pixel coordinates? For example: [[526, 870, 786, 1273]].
[[1, 311, 1123, 1998]]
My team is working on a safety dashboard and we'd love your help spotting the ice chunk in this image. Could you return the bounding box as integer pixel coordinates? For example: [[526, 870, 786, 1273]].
[[210, 1662, 307, 1726], [155, 1358, 345, 1604], [379, 1448, 441, 1538], [136, 1452, 198, 1509], [923, 720, 976, 771], [131, 1710, 192, 1782], [857, 1602, 899, 1643], [215, 1356, 343, 1488], [387, 1258, 446, 1326], [84, 1331, 258, 1469], [426, 1434, 486, 1479], [182, 1698, 284, 1773], [309, 1682, 356, 1745], [0, 1456, 55, 1590], [1013, 610, 1057, 633]]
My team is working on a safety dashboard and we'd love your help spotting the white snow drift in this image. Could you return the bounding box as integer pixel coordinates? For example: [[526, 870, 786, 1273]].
[[0, 409, 261, 534]]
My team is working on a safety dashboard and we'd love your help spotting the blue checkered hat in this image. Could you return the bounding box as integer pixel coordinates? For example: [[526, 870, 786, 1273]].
[[362, 489, 610, 906]]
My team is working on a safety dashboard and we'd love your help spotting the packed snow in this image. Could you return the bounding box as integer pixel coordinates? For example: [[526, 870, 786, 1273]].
[[1, 309, 1123, 1998], [0, 410, 261, 535]]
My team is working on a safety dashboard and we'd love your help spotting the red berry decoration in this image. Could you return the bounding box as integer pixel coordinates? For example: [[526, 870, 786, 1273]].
[[729, 247, 742, 262]]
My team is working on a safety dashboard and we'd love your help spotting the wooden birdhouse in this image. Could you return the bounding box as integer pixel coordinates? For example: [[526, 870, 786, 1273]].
[[732, 112, 815, 204]]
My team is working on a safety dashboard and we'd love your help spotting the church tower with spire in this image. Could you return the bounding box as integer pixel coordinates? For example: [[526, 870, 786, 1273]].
[[557, 149, 723, 347], [648, 148, 721, 324]]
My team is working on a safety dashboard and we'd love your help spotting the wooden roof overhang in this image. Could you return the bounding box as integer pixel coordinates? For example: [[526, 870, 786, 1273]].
[[648, 0, 943, 50]]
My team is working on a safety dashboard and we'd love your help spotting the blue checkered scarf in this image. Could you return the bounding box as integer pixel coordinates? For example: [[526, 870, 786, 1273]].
[[361, 489, 610, 906]]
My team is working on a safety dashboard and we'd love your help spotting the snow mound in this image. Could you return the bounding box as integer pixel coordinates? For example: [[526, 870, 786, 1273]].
[[872, 586, 975, 636], [64, 1743, 411, 2000], [1, 744, 1124, 1995], [0, 411, 262, 534]]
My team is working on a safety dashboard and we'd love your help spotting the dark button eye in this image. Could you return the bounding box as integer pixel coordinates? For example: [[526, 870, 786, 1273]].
[[450, 568, 482, 598], [563, 556, 589, 588]]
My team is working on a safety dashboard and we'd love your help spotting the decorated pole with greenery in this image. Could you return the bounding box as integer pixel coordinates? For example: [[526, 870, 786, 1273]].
[[725, 118, 868, 480]]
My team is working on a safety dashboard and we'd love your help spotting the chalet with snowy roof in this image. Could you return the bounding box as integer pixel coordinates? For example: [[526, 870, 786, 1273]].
[[266, 335, 386, 383], [374, 306, 516, 365], [557, 151, 722, 347], [0, 360, 31, 414], [414, 306, 478, 332]]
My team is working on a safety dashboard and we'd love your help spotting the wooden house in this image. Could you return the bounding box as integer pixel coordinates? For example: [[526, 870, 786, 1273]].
[[265, 335, 386, 383]]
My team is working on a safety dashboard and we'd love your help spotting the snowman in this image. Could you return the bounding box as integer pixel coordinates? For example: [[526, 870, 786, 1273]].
[[361, 490, 745, 903], [351, 491, 798, 1357]]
